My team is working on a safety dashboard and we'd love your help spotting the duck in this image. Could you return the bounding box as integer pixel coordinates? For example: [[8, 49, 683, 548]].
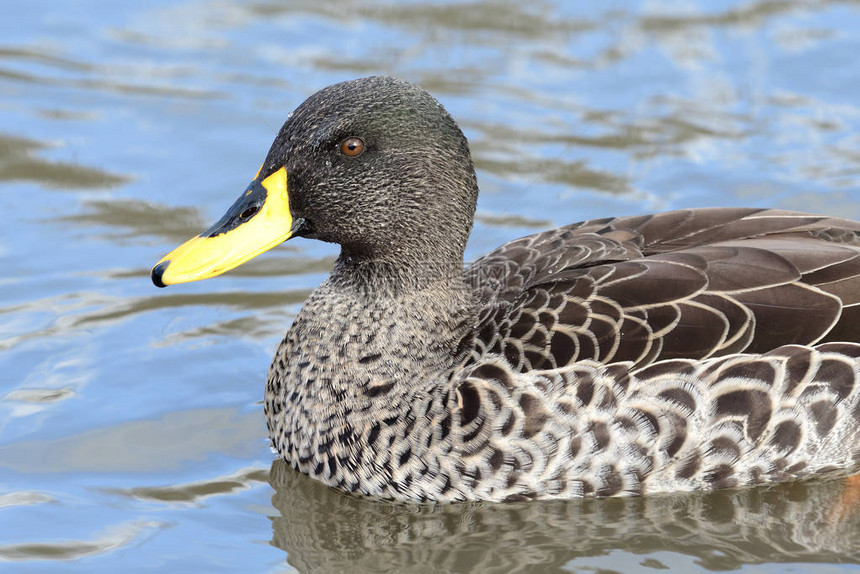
[[152, 76, 860, 502]]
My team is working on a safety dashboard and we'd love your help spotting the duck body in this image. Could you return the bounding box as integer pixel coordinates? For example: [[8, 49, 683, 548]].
[[267, 207, 860, 502], [153, 77, 860, 502]]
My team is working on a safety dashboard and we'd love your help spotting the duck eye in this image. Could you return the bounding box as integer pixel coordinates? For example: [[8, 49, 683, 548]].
[[339, 137, 365, 157]]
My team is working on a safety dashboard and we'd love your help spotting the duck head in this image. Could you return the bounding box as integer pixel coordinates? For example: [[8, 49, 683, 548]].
[[151, 76, 478, 287]]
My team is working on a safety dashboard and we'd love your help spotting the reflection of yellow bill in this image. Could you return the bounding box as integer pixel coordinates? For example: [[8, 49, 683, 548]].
[[151, 167, 294, 287]]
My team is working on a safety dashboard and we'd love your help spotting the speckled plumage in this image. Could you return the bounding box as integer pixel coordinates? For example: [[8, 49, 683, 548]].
[[262, 77, 860, 502]]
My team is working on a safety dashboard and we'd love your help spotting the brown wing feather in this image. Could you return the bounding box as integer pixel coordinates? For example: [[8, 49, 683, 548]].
[[468, 208, 860, 371]]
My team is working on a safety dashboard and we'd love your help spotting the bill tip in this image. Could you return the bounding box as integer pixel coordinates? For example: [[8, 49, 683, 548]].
[[151, 261, 169, 288]]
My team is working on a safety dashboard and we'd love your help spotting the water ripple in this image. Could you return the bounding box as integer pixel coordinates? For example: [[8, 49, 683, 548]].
[[0, 520, 166, 562]]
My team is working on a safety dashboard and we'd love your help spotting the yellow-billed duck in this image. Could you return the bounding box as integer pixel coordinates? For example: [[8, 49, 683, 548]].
[[152, 76, 860, 502]]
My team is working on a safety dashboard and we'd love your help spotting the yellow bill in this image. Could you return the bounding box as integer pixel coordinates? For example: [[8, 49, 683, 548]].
[[151, 167, 300, 287]]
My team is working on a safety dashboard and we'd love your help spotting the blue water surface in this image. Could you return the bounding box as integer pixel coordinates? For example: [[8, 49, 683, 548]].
[[1, 1, 860, 572]]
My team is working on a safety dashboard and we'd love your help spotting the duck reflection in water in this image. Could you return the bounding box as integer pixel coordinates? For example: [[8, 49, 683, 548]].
[[268, 460, 860, 574]]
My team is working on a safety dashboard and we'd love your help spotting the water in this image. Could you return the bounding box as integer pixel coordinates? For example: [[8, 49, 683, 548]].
[[1, 1, 860, 572]]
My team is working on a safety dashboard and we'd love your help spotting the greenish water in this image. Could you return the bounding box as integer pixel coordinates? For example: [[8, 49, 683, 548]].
[[1, 1, 860, 572]]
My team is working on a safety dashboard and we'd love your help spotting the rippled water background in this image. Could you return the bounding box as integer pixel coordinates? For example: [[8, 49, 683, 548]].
[[2, 1, 860, 572]]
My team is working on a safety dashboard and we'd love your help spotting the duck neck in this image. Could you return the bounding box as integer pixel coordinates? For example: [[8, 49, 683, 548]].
[[317, 248, 477, 380], [267, 252, 478, 459], [329, 246, 467, 297]]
